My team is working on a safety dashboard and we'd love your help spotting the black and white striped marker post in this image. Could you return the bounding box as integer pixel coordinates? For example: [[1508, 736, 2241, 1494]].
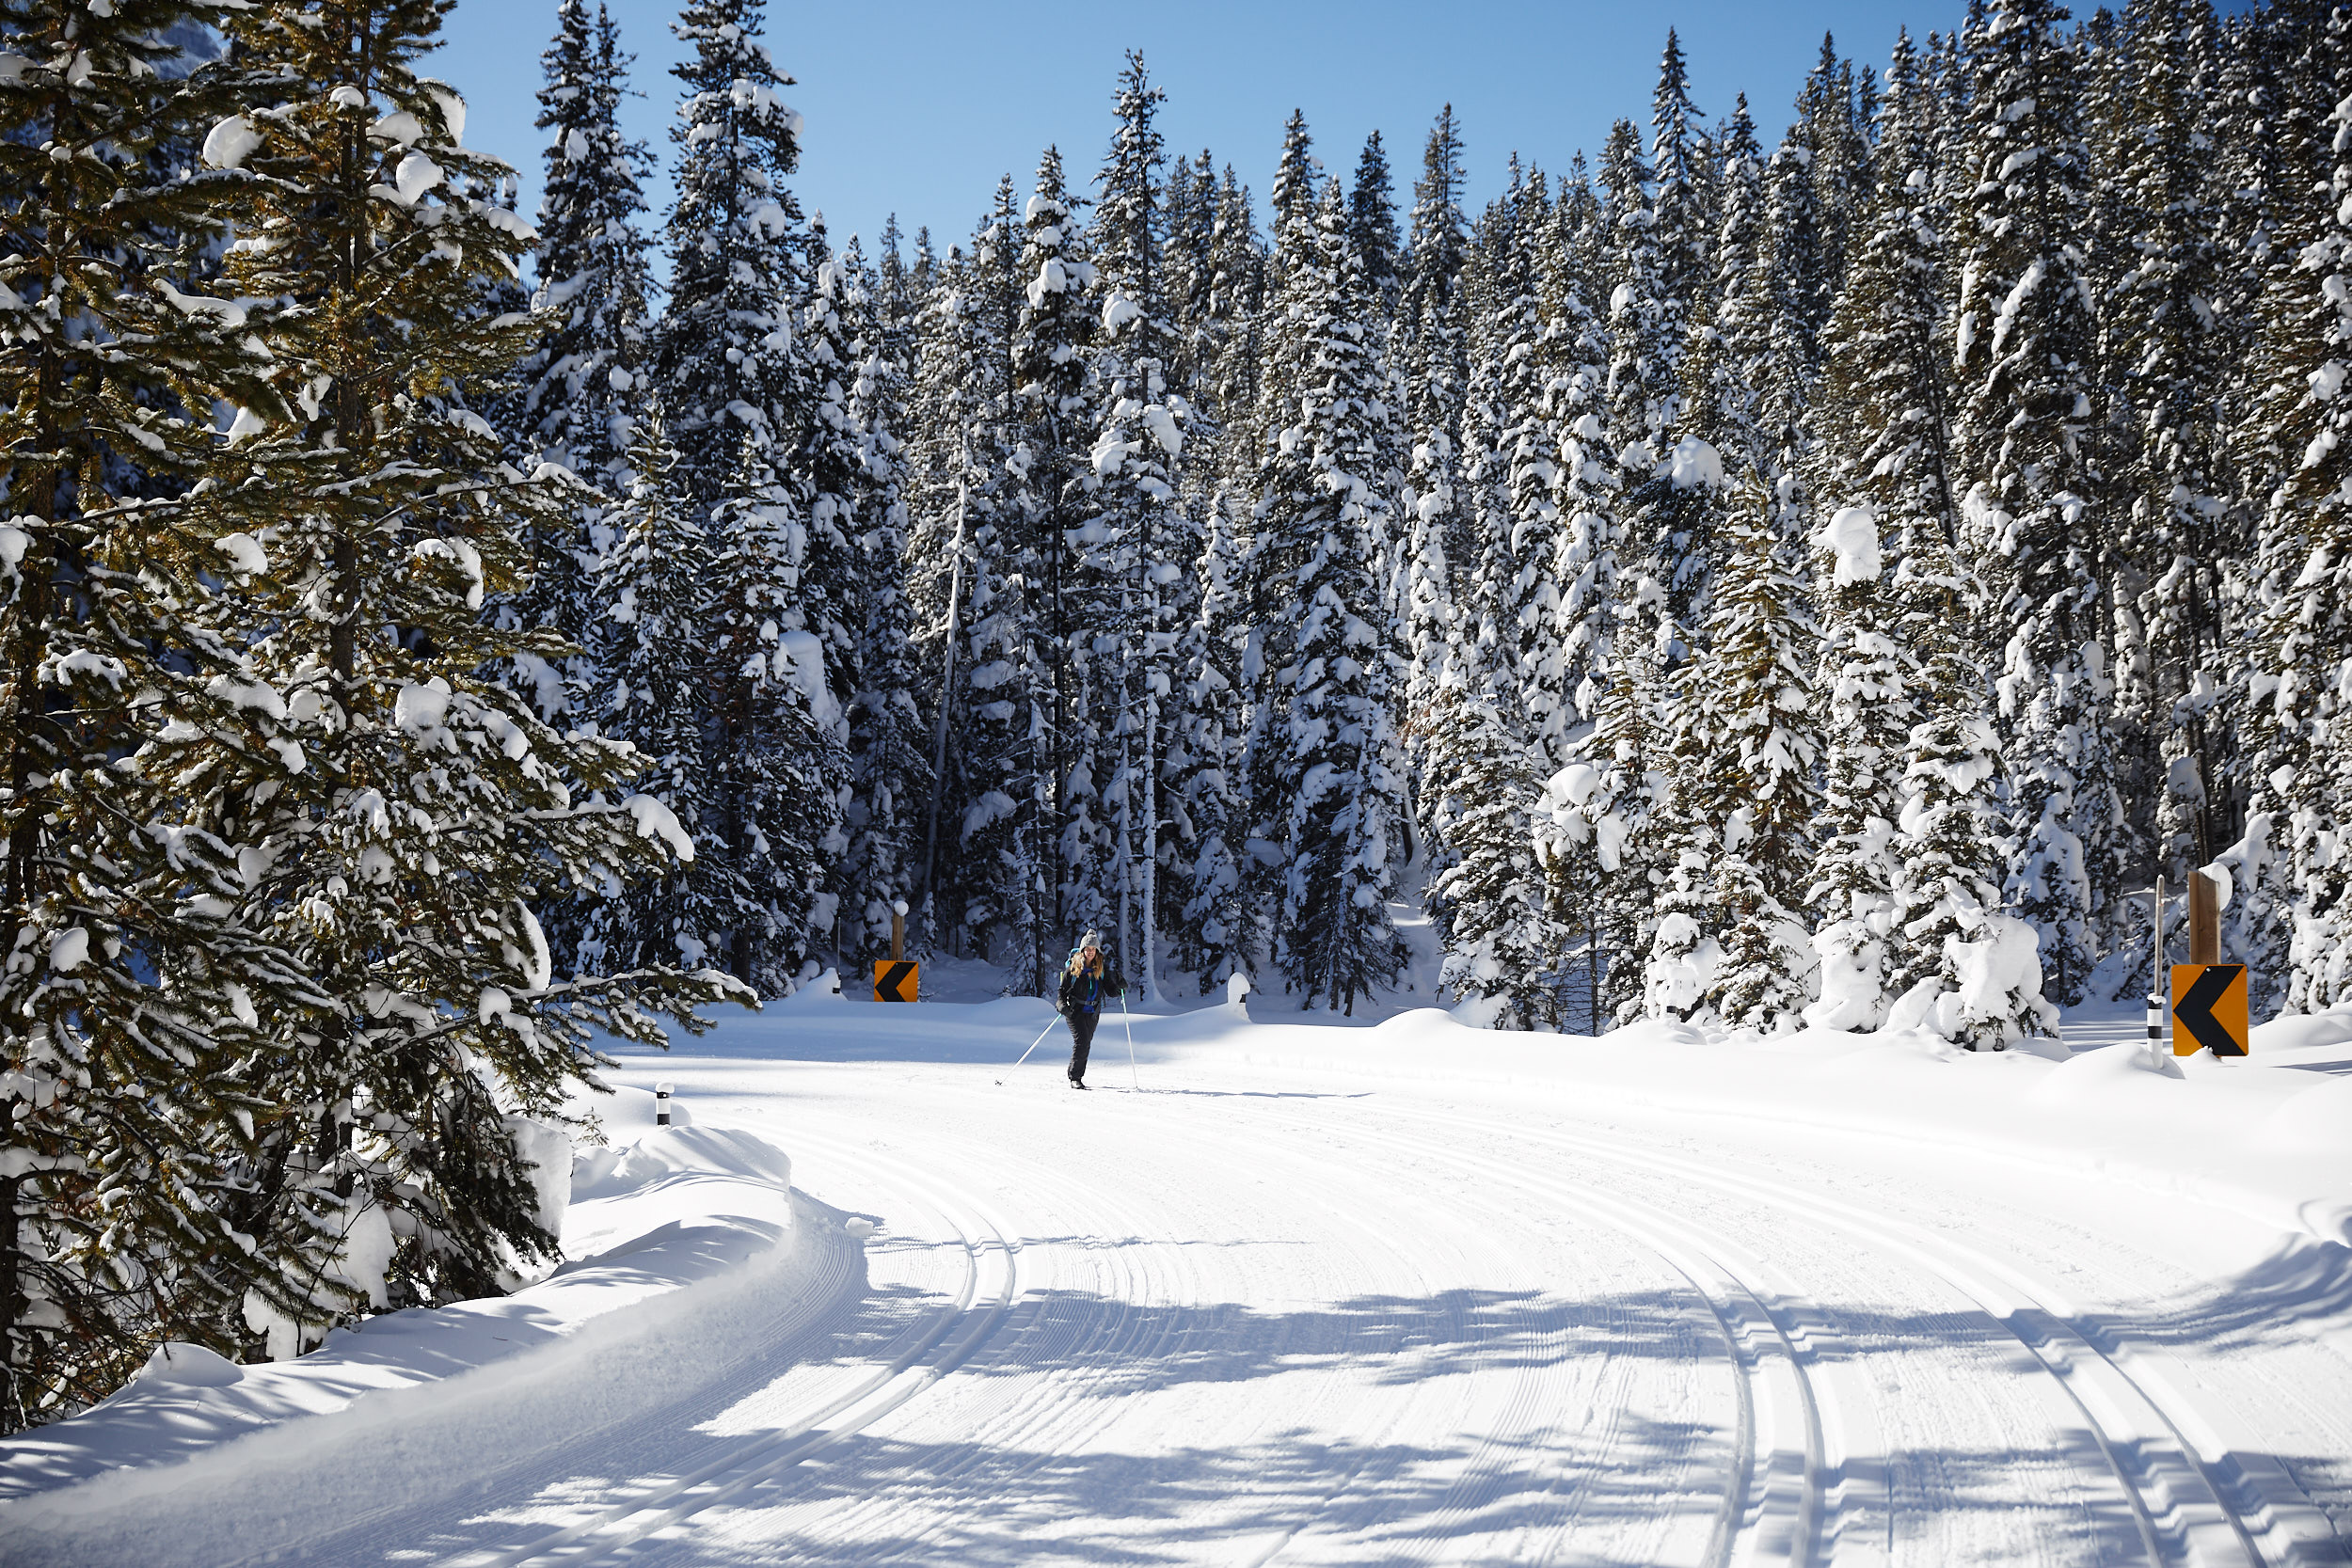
[[656, 1082, 674, 1126]]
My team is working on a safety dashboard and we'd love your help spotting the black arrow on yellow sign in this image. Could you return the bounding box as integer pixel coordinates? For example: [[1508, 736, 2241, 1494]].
[[874, 960, 918, 1004], [2170, 963, 2249, 1057]]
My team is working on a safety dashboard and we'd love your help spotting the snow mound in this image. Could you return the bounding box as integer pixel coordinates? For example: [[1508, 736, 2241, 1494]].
[[2261, 1076, 2352, 1155], [0, 1117, 814, 1509], [571, 1125, 790, 1199], [2029, 1042, 2185, 1106], [128, 1343, 243, 1390], [2250, 1006, 2352, 1053]]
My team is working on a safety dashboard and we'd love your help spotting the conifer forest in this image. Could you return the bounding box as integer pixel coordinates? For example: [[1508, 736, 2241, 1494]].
[[5, 0, 2352, 1434]]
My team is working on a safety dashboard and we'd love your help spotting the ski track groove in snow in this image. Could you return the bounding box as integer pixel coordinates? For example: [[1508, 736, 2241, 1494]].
[[423, 1136, 1022, 1568], [1383, 1101, 2334, 1568], [773, 1086, 1723, 1568], [1214, 1097, 1816, 1568]]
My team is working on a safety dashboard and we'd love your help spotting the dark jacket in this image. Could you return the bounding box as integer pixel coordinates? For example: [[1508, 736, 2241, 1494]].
[[1057, 962, 1125, 1017]]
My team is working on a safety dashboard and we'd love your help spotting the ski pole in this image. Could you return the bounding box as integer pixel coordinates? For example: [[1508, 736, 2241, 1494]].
[[1009, 1019, 1059, 1069], [1120, 990, 1140, 1092]]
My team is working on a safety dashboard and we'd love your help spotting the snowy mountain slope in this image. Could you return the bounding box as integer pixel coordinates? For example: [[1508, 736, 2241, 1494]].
[[4, 997, 2348, 1566]]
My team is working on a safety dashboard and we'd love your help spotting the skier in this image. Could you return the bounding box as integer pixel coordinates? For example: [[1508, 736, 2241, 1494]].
[[1056, 931, 1125, 1089]]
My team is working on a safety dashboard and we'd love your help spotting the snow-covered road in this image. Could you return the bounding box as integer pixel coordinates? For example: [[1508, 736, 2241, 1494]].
[[8, 996, 2352, 1567]]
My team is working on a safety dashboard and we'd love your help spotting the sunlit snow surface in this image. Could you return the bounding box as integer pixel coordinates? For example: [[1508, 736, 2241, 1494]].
[[4, 986, 2350, 1567]]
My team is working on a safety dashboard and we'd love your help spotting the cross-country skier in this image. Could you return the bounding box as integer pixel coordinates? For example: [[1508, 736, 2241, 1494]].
[[1056, 931, 1125, 1089]]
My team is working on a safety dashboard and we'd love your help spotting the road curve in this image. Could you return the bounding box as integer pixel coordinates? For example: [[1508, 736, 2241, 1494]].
[[20, 1037, 2351, 1568], [345, 1044, 2352, 1568]]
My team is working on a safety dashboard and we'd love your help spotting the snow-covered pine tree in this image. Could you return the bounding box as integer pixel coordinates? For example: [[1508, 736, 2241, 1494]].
[[1756, 131, 1830, 470], [1256, 184, 1411, 1011], [648, 0, 805, 511], [1163, 499, 1249, 988], [0, 0, 346, 1427], [1648, 31, 1708, 355], [1817, 26, 1962, 564], [2247, 70, 2352, 1012], [928, 183, 1048, 983], [1705, 97, 1773, 476], [516, 0, 652, 710], [1795, 34, 1871, 337], [2105, 0, 2239, 894], [1203, 166, 1265, 470], [701, 439, 846, 992], [790, 219, 875, 967], [1952, 0, 2127, 1004], [1456, 178, 1563, 758], [841, 255, 932, 974], [1253, 110, 1324, 463], [1432, 663, 1570, 1029], [1598, 116, 1709, 666], [1804, 506, 1915, 1031], [1886, 526, 2058, 1048], [203, 0, 744, 1340], [1396, 108, 1471, 820], [1804, 30, 1961, 1033], [791, 216, 868, 778], [1089, 51, 1195, 997], [1644, 469, 1823, 1030], [1542, 169, 1623, 752], [1162, 150, 1213, 402], [1349, 130, 1402, 326], [1012, 147, 1105, 973], [1399, 105, 1470, 444], [578, 413, 731, 974]]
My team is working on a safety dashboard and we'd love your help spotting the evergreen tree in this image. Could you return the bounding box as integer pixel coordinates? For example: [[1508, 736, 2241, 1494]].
[[841, 258, 931, 974], [2106, 0, 2237, 890], [1951, 0, 2125, 1003], [1164, 500, 1248, 988], [648, 0, 806, 509], [701, 441, 846, 992], [1649, 30, 1708, 345], [579, 414, 728, 973], [1886, 529, 2058, 1047], [1818, 27, 1962, 564], [0, 0, 337, 1428], [1256, 186, 1410, 1010], [1012, 147, 1104, 975], [1089, 53, 1194, 995], [1432, 671, 1569, 1029], [1349, 130, 1402, 322], [2249, 66, 2352, 1011], [1644, 477, 1823, 1029], [205, 0, 740, 1345], [1804, 507, 1915, 1031], [516, 0, 652, 710]]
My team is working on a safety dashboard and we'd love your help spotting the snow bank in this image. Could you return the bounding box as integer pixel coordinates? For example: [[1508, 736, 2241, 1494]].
[[0, 1093, 844, 1541]]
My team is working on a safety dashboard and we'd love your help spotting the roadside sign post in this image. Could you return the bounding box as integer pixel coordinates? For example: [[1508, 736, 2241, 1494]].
[[2188, 866, 2220, 964], [875, 899, 917, 1002]]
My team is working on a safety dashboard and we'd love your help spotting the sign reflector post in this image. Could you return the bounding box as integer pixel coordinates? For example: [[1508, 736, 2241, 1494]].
[[2170, 963, 2249, 1057]]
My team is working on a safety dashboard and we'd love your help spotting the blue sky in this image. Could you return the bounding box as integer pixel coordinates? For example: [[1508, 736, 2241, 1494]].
[[437, 2, 1979, 282]]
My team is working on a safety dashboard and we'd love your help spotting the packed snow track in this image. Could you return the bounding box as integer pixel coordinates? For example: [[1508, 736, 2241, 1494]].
[[7, 1001, 2352, 1567]]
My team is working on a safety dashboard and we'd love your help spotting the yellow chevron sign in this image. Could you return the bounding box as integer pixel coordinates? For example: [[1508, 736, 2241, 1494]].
[[2170, 964, 2249, 1057], [874, 960, 918, 1004]]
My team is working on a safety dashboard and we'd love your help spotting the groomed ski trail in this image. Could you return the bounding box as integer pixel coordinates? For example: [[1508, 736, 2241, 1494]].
[[14, 1025, 2352, 1568]]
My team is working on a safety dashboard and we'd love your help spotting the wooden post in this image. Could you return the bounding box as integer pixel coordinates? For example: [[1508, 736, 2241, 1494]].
[[890, 901, 905, 963], [2189, 867, 2220, 964]]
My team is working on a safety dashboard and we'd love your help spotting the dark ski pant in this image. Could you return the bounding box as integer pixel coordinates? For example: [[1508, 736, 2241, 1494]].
[[1066, 1009, 1100, 1082]]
